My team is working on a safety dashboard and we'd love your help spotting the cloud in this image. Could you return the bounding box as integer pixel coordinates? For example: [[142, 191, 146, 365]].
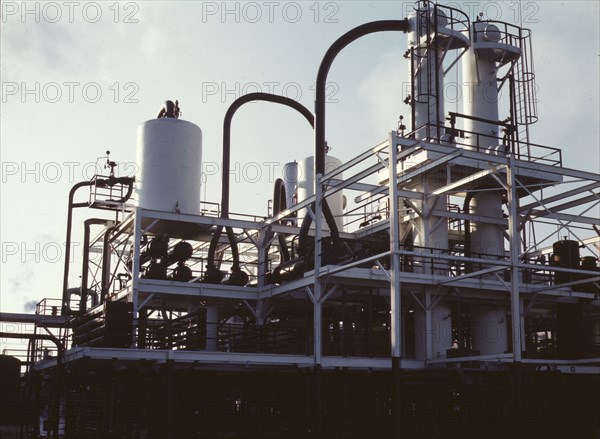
[[24, 300, 38, 312], [1, 21, 80, 79]]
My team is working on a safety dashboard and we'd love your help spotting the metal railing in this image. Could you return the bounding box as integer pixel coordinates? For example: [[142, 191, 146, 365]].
[[407, 121, 562, 166]]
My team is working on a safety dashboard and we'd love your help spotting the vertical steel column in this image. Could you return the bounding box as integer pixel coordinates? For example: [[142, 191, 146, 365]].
[[389, 133, 402, 358], [519, 297, 527, 350], [389, 132, 403, 437], [131, 208, 142, 348], [257, 228, 267, 288], [425, 291, 433, 361], [507, 154, 522, 361]]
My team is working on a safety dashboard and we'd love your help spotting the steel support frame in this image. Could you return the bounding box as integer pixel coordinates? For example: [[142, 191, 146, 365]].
[[508, 153, 523, 361], [46, 129, 598, 371]]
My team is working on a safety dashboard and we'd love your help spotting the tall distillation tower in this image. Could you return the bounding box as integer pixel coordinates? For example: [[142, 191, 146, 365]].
[[405, 2, 470, 360]]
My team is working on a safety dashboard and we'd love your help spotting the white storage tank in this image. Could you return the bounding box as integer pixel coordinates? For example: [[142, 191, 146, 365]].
[[135, 118, 202, 214], [471, 306, 508, 355], [414, 303, 453, 360], [297, 155, 344, 231]]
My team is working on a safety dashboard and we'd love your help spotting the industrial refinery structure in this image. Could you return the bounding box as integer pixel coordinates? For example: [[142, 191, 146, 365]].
[[1, 2, 599, 438]]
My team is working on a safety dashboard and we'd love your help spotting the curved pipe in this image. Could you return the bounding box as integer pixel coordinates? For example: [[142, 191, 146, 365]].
[[221, 92, 314, 217], [156, 100, 177, 118], [207, 225, 223, 270], [62, 181, 94, 315], [95, 176, 135, 204], [273, 178, 291, 262], [314, 19, 409, 174], [313, 19, 410, 255], [297, 200, 340, 258], [115, 177, 135, 203], [298, 205, 314, 257], [207, 93, 315, 272], [0, 332, 64, 364]]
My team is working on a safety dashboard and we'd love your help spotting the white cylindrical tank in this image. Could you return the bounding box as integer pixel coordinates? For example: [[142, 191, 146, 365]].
[[462, 22, 502, 150], [406, 5, 451, 270], [471, 191, 505, 259], [135, 118, 202, 214], [407, 6, 447, 140], [415, 303, 453, 360], [432, 304, 453, 359], [297, 155, 344, 231], [471, 306, 508, 355]]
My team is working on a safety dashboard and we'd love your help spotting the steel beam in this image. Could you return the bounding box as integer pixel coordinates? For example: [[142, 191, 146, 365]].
[[519, 182, 600, 212], [354, 150, 462, 203]]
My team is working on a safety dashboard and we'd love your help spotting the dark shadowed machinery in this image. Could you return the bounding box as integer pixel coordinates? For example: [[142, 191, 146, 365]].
[[1, 2, 599, 438]]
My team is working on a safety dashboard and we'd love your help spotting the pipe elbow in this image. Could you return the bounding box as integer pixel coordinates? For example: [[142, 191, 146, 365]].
[[157, 100, 180, 118]]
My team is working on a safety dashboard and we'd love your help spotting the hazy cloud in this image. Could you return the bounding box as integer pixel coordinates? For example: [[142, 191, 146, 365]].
[[1, 21, 80, 78], [24, 299, 37, 312]]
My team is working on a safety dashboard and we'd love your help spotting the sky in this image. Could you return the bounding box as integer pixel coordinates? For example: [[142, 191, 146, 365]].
[[0, 0, 599, 318]]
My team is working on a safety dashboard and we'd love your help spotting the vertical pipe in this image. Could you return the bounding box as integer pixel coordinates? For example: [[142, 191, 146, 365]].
[[313, 173, 324, 365], [410, 48, 416, 134], [101, 225, 117, 303], [79, 219, 109, 315]]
